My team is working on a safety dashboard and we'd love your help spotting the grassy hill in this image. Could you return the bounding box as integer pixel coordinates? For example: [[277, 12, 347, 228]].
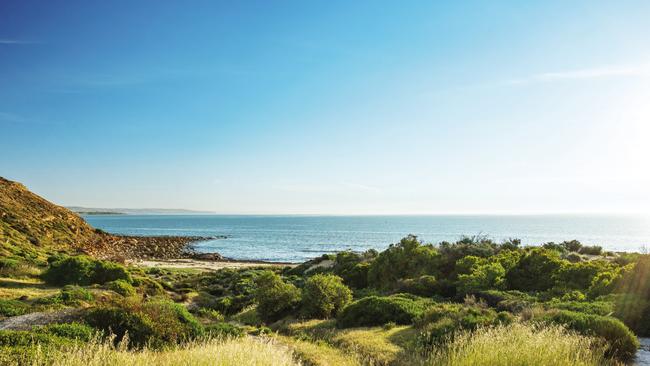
[[0, 177, 202, 264], [0, 177, 103, 263]]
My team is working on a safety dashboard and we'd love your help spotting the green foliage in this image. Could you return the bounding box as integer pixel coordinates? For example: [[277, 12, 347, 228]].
[[337, 294, 431, 328], [554, 261, 611, 290], [578, 245, 603, 255], [456, 256, 506, 295], [546, 299, 614, 316], [416, 302, 514, 347], [398, 275, 439, 297], [614, 293, 650, 336], [85, 299, 203, 348], [301, 274, 352, 319], [43, 323, 95, 342], [0, 299, 30, 317], [506, 248, 564, 291], [254, 271, 301, 322], [540, 309, 638, 362], [60, 285, 93, 303], [331, 251, 375, 288], [42, 255, 131, 286], [367, 235, 439, 290], [107, 279, 136, 297], [204, 322, 245, 338]]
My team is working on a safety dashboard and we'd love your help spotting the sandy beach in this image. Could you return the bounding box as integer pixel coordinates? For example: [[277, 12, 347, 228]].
[[131, 258, 296, 271]]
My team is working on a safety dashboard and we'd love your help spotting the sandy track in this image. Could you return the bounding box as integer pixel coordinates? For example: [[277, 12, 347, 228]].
[[131, 258, 295, 271]]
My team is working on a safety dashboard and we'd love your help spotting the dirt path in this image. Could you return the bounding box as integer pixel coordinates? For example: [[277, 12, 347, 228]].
[[0, 309, 83, 331]]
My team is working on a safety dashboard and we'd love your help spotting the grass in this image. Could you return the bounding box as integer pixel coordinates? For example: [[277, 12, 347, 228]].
[[276, 335, 360, 366], [276, 319, 417, 365], [0, 277, 59, 300], [422, 322, 611, 366], [17, 336, 300, 366]]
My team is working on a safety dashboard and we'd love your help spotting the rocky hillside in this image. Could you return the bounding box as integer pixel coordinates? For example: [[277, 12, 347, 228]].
[[0, 177, 205, 263]]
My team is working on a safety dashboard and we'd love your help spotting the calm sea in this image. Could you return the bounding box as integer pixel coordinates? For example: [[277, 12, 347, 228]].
[[84, 214, 650, 263]]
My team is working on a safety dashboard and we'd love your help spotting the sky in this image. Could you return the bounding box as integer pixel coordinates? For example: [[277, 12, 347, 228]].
[[1, 1, 650, 215]]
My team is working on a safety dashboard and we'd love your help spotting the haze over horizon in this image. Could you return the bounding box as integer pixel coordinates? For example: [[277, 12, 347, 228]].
[[2, 1, 650, 215]]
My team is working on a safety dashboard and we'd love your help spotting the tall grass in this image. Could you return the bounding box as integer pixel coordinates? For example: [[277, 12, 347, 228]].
[[423, 323, 612, 366], [26, 336, 300, 366]]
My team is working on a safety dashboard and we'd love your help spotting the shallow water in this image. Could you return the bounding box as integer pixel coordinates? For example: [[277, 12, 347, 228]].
[[636, 338, 650, 365], [84, 214, 650, 263]]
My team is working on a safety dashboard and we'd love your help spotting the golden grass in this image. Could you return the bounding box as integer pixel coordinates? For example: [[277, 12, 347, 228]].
[[276, 335, 360, 366], [0, 277, 59, 299], [423, 322, 611, 366], [277, 319, 416, 365], [27, 336, 301, 366]]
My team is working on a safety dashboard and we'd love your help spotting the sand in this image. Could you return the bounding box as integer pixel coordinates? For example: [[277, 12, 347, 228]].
[[131, 258, 296, 271]]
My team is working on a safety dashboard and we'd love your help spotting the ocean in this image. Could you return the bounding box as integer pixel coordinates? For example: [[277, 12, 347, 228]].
[[84, 214, 650, 263]]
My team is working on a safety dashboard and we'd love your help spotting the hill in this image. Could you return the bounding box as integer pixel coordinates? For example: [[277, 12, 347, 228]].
[[0, 177, 206, 263]]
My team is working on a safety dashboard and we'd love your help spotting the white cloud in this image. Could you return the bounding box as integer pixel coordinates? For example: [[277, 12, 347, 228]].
[[506, 64, 650, 85]]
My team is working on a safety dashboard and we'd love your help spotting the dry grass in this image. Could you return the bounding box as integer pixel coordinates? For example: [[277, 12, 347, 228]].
[[26, 336, 301, 366], [0, 277, 59, 299], [276, 335, 360, 366], [423, 322, 611, 366]]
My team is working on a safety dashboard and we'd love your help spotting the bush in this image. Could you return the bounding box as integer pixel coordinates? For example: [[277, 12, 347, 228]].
[[337, 294, 431, 328], [367, 235, 439, 290], [416, 302, 513, 346], [614, 293, 650, 336], [506, 249, 564, 291], [44, 323, 95, 341], [578, 245, 603, 255], [540, 309, 638, 361], [398, 275, 439, 297], [0, 299, 29, 317], [42, 255, 131, 286], [204, 322, 245, 338], [254, 271, 301, 322], [546, 300, 613, 316], [60, 285, 94, 304], [107, 279, 136, 297], [85, 299, 204, 348], [301, 274, 352, 319]]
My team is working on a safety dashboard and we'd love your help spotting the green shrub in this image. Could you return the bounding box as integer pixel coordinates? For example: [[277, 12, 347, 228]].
[[367, 235, 439, 290], [196, 307, 225, 322], [614, 293, 650, 336], [0, 299, 29, 317], [416, 302, 514, 346], [85, 299, 204, 348], [337, 294, 431, 328], [546, 300, 613, 316], [578, 245, 603, 255], [301, 274, 352, 319], [92, 261, 132, 284], [398, 275, 439, 297], [44, 323, 95, 341], [42, 255, 131, 286], [204, 322, 244, 338], [540, 309, 638, 361], [254, 271, 301, 322], [60, 285, 93, 304], [506, 248, 564, 291], [107, 279, 136, 297]]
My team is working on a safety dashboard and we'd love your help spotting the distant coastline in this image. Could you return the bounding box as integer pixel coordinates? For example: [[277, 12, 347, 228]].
[[67, 206, 214, 215]]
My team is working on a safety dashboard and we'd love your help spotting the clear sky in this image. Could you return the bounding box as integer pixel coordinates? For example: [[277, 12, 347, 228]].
[[1, 1, 649, 214]]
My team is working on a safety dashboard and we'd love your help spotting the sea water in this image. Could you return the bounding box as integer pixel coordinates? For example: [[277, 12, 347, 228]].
[[84, 214, 650, 263]]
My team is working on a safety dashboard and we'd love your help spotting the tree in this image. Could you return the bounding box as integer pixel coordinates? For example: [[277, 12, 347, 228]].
[[254, 271, 301, 322], [301, 274, 352, 318]]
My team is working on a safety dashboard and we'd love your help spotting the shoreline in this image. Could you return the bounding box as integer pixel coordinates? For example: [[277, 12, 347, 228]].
[[131, 258, 296, 271]]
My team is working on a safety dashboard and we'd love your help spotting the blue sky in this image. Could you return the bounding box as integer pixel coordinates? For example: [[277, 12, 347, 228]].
[[1, 1, 649, 214]]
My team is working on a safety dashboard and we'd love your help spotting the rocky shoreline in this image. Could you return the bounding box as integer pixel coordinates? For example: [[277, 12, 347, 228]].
[[85, 234, 220, 261], [86, 233, 293, 266]]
